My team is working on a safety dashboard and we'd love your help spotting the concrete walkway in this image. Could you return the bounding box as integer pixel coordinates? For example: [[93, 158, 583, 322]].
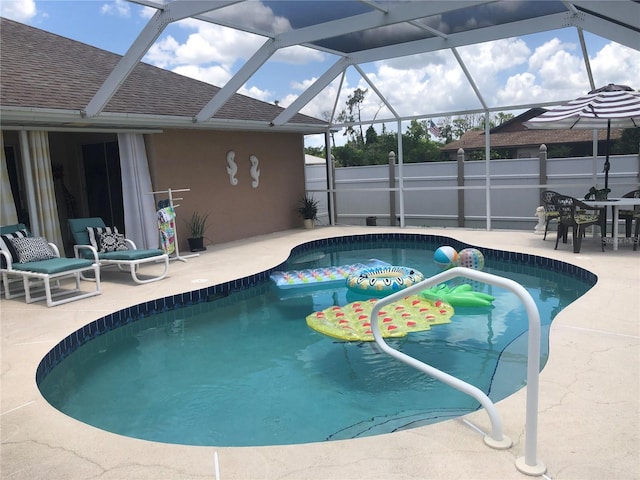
[[1, 226, 638, 479]]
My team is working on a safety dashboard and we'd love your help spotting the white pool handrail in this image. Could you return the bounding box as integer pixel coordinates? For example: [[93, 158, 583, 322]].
[[369, 267, 546, 476]]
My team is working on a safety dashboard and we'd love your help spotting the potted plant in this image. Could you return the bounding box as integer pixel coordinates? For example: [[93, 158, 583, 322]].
[[186, 211, 210, 251], [297, 194, 319, 229]]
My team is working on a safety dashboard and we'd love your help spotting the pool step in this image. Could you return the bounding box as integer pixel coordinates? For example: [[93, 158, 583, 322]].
[[327, 408, 475, 441]]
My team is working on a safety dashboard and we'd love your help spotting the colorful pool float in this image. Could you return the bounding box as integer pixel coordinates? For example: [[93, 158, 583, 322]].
[[420, 283, 495, 307], [346, 266, 424, 296], [270, 259, 389, 289], [306, 295, 454, 342]]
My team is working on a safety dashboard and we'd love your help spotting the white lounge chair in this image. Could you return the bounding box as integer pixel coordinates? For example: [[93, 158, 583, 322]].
[[0, 223, 101, 307], [68, 217, 169, 284]]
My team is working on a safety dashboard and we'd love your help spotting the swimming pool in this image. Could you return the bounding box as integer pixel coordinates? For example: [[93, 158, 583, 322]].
[[37, 234, 595, 447]]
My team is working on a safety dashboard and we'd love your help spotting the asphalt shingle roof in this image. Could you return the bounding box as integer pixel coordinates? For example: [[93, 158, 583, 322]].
[[0, 18, 326, 128], [441, 109, 623, 152]]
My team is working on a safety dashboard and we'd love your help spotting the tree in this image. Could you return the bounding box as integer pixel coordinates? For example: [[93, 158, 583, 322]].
[[439, 112, 515, 143], [320, 110, 336, 147], [451, 117, 474, 140], [305, 146, 325, 157], [439, 123, 455, 144], [365, 125, 378, 145], [612, 128, 640, 154], [337, 88, 368, 145], [478, 112, 515, 130], [478, 114, 493, 130], [494, 112, 514, 126], [333, 143, 361, 167], [331, 103, 524, 166], [406, 119, 428, 142]]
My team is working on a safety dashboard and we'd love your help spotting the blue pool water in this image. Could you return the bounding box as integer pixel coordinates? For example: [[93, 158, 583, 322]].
[[38, 235, 594, 447]]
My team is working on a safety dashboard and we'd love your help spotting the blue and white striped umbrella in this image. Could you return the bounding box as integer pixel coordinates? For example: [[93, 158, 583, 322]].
[[524, 84, 640, 189]]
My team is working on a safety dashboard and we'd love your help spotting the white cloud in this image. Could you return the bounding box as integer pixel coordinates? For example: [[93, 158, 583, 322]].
[[240, 85, 272, 101], [302, 37, 535, 122], [498, 37, 640, 104], [173, 64, 232, 87], [146, 36, 181, 69], [590, 43, 640, 90], [529, 39, 585, 92], [529, 37, 560, 69], [199, 1, 292, 34], [459, 38, 531, 79], [142, 16, 330, 101], [171, 63, 271, 100], [0, 0, 36, 22], [145, 23, 253, 71], [364, 65, 436, 116], [347, 52, 473, 119], [145, 17, 325, 72], [178, 19, 266, 64], [497, 73, 545, 104], [100, 0, 130, 17], [290, 77, 345, 120], [138, 3, 156, 19], [272, 45, 325, 65], [379, 49, 449, 71]]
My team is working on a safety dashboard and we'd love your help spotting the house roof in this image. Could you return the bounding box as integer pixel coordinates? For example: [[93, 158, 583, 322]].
[[440, 108, 624, 152], [0, 18, 327, 133]]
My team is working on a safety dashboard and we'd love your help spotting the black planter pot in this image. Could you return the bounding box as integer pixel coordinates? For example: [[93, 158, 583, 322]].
[[187, 237, 206, 252]]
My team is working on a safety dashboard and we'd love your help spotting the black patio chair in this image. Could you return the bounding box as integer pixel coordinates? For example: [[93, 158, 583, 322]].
[[540, 190, 560, 240], [619, 189, 640, 238], [553, 194, 606, 253]]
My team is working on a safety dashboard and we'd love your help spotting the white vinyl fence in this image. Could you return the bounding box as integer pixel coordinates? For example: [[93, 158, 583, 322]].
[[305, 146, 640, 231]]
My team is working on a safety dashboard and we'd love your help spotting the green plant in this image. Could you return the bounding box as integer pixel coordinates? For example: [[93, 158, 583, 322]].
[[296, 194, 319, 220], [186, 211, 210, 238]]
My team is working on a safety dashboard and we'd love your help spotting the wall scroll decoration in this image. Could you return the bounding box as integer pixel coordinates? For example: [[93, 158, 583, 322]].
[[249, 154, 260, 188], [226, 150, 238, 186]]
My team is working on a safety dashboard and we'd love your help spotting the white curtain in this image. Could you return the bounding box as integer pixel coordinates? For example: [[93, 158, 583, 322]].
[[17, 131, 64, 248], [0, 132, 19, 226], [118, 133, 158, 249]]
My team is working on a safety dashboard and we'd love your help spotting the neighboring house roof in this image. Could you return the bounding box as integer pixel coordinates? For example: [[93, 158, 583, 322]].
[[0, 18, 327, 133], [305, 154, 327, 165], [441, 108, 623, 152]]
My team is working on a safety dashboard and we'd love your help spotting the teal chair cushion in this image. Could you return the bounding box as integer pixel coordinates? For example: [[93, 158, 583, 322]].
[[0, 223, 28, 235], [100, 249, 164, 261], [68, 217, 107, 246], [11, 257, 93, 274]]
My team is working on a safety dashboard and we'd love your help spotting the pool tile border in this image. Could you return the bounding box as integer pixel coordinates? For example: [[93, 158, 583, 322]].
[[35, 233, 596, 384]]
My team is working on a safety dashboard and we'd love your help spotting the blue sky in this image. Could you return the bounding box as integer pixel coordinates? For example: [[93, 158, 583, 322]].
[[1, 0, 639, 146]]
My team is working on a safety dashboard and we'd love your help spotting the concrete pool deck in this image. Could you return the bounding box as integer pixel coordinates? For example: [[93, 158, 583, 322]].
[[1, 226, 638, 480]]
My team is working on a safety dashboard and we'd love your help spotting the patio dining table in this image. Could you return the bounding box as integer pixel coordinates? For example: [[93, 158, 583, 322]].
[[583, 197, 640, 251]]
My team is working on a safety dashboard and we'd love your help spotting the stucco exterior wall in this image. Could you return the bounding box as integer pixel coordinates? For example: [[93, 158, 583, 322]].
[[145, 129, 307, 248]]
